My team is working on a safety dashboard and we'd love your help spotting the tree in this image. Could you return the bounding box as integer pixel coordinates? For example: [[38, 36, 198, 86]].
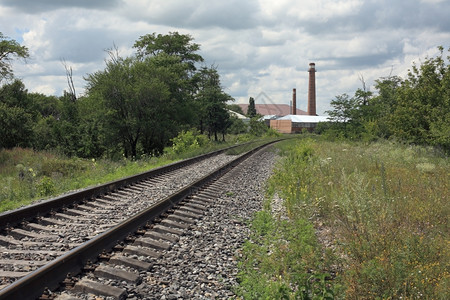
[[0, 103, 33, 148], [196, 66, 233, 141], [326, 93, 356, 124], [134, 32, 205, 136], [388, 47, 450, 149], [322, 47, 449, 150], [369, 75, 402, 138], [0, 79, 36, 148], [0, 32, 29, 82], [247, 97, 257, 117], [325, 93, 365, 139], [134, 32, 203, 70], [61, 58, 77, 102], [85, 49, 173, 157]]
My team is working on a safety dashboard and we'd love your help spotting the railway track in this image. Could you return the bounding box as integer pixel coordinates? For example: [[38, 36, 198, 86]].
[[0, 141, 278, 299]]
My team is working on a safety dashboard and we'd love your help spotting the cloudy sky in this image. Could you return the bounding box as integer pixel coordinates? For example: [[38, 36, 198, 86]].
[[1, 0, 449, 114]]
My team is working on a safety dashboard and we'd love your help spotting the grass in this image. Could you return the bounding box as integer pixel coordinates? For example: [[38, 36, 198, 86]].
[[0, 148, 175, 212], [237, 137, 449, 299], [0, 135, 280, 213]]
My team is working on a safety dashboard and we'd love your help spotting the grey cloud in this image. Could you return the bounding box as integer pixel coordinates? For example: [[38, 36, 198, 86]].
[[122, 0, 260, 30], [291, 0, 450, 35], [49, 28, 114, 63], [1, 0, 120, 13], [318, 52, 399, 71]]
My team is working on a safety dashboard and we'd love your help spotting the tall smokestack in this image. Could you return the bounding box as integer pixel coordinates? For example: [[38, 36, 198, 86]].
[[292, 88, 296, 115], [308, 63, 316, 116]]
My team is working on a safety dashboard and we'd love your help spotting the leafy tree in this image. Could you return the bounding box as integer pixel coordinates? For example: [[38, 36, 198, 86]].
[[134, 32, 203, 70], [0, 32, 29, 82], [134, 32, 205, 140], [0, 103, 33, 148], [326, 94, 357, 124], [85, 50, 174, 157], [325, 92, 370, 140], [388, 47, 450, 149], [369, 76, 403, 138], [248, 117, 268, 136], [228, 115, 247, 134], [323, 47, 449, 151], [28, 92, 62, 119], [0, 79, 36, 148], [196, 66, 233, 141], [0, 79, 32, 111], [247, 97, 257, 117]]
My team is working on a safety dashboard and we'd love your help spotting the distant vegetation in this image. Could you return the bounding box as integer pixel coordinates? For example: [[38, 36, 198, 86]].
[[237, 137, 449, 299], [0, 133, 280, 213], [0, 30, 283, 212], [320, 46, 449, 153], [0, 32, 259, 159]]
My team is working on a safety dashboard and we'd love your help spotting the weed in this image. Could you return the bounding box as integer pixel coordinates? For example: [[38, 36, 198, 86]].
[[238, 138, 449, 299]]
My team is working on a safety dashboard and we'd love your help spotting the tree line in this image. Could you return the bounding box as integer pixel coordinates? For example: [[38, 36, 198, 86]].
[[0, 32, 238, 158], [321, 46, 450, 153]]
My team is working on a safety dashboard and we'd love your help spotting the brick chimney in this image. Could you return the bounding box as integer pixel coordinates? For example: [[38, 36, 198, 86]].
[[308, 62, 316, 116], [292, 88, 296, 115]]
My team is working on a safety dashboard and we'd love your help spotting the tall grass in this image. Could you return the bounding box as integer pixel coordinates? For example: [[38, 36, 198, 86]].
[[0, 147, 177, 212], [238, 138, 449, 299], [0, 135, 278, 213]]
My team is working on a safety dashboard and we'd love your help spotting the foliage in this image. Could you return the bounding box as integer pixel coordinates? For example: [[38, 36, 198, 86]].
[[0, 147, 168, 212], [227, 115, 248, 135], [247, 96, 257, 118], [0, 32, 29, 82], [133, 31, 203, 69], [169, 130, 209, 154], [0, 31, 231, 160], [195, 66, 233, 141], [248, 117, 268, 136], [253, 138, 449, 299], [85, 53, 174, 157], [0, 102, 34, 148], [324, 47, 450, 152]]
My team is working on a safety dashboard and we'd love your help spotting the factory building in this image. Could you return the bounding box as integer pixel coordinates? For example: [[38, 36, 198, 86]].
[[270, 63, 330, 133]]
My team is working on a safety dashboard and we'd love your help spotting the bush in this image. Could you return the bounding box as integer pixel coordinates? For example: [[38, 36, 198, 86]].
[[170, 130, 210, 154], [37, 176, 56, 196]]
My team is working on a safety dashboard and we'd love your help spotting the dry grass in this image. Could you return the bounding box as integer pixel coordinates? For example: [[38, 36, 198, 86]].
[[256, 138, 449, 299]]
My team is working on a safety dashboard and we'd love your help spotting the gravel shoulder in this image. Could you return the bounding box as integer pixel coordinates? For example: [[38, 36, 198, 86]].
[[133, 147, 279, 299]]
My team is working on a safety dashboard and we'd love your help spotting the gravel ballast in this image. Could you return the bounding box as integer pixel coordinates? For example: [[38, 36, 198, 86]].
[[132, 147, 279, 299]]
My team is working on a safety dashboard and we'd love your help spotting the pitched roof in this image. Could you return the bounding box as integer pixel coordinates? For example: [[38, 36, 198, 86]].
[[237, 104, 308, 116]]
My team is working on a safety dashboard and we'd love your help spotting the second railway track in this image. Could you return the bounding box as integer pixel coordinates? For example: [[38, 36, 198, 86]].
[[0, 140, 279, 299]]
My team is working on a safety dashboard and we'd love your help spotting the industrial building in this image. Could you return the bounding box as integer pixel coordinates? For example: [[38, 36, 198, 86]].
[[240, 62, 330, 133]]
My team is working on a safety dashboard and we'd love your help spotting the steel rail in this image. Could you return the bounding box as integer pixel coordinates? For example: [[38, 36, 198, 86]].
[[0, 140, 277, 299], [0, 144, 249, 229]]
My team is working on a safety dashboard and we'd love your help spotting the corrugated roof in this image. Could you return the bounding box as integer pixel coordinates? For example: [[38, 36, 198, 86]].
[[277, 115, 330, 123]]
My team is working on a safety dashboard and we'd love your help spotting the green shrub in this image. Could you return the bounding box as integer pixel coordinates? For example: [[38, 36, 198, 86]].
[[170, 130, 210, 154], [37, 176, 56, 196]]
